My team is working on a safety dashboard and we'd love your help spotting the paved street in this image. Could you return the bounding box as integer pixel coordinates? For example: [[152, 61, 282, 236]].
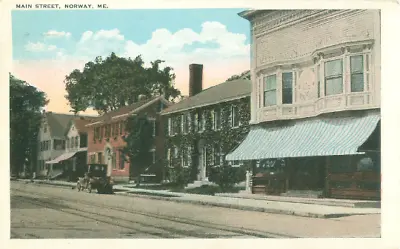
[[11, 181, 380, 238]]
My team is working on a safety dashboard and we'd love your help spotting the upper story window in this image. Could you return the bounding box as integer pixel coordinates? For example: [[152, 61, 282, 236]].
[[317, 64, 321, 98], [213, 109, 221, 130], [198, 112, 205, 132], [324, 59, 343, 96], [181, 114, 189, 134], [350, 55, 364, 92], [264, 75, 277, 106], [168, 117, 179, 136], [231, 105, 240, 128], [75, 136, 79, 148], [282, 72, 293, 104]]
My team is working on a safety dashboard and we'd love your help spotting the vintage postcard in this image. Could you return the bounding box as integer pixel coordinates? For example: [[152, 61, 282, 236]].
[[2, 0, 400, 248]]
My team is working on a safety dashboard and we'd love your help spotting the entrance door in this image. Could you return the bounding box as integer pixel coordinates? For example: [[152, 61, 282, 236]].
[[198, 147, 207, 181]]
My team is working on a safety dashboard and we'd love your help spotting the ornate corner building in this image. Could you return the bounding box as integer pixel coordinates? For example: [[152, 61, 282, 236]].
[[227, 10, 381, 200]]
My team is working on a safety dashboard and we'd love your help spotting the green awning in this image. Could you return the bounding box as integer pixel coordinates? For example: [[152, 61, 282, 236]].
[[226, 113, 380, 161]]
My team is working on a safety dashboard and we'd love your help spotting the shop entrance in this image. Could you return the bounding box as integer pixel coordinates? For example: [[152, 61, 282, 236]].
[[287, 157, 326, 191]]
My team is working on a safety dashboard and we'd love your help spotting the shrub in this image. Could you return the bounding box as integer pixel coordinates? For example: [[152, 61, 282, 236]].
[[209, 163, 246, 191]]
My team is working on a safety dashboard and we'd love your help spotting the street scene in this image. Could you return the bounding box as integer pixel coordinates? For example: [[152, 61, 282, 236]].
[[10, 8, 381, 239]]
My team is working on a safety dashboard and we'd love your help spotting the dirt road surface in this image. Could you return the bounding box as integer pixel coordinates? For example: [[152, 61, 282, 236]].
[[10, 181, 380, 238]]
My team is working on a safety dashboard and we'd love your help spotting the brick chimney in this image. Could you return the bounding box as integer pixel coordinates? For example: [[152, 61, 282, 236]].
[[189, 64, 203, 97]]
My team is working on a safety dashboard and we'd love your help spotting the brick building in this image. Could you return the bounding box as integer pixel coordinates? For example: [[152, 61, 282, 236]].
[[161, 64, 251, 187], [85, 96, 170, 183], [227, 10, 381, 200]]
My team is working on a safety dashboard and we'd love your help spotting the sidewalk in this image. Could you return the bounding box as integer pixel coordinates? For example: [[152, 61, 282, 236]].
[[19, 179, 381, 218]]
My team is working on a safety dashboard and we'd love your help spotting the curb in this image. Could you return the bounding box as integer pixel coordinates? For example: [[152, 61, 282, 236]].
[[114, 192, 354, 218], [17, 180, 374, 219]]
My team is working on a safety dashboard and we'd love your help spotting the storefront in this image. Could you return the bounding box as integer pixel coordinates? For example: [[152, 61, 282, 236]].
[[226, 111, 380, 200]]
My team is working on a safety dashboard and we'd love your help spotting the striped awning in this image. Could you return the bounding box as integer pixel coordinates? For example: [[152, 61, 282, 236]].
[[226, 113, 380, 161], [45, 147, 88, 164]]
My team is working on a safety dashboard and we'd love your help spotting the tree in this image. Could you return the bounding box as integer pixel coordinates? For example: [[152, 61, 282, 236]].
[[10, 74, 48, 177], [64, 53, 181, 115], [121, 113, 154, 182], [226, 70, 251, 82]]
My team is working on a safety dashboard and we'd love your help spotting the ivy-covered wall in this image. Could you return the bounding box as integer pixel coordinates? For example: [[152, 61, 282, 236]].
[[163, 96, 251, 184]]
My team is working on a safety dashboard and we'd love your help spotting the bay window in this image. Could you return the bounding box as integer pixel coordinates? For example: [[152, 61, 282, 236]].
[[282, 72, 293, 104], [350, 55, 364, 92], [324, 59, 343, 96], [264, 75, 277, 106]]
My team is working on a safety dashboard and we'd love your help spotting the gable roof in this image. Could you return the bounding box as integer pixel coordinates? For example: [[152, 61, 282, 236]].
[[160, 78, 251, 115], [67, 117, 95, 134], [86, 95, 170, 127], [45, 112, 76, 138], [45, 112, 97, 138]]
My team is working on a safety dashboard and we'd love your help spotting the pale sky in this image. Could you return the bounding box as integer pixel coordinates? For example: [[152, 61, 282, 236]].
[[11, 9, 251, 115]]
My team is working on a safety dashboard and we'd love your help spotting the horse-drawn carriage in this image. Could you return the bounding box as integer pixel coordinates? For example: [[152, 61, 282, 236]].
[[77, 164, 114, 194]]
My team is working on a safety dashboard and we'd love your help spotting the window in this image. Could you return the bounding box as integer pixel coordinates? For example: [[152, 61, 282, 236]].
[[119, 122, 124, 135], [181, 147, 189, 167], [198, 112, 205, 132], [282, 72, 293, 104], [97, 152, 103, 164], [174, 147, 178, 159], [152, 150, 156, 164], [264, 75, 277, 106], [90, 155, 96, 163], [350, 55, 364, 92], [230, 160, 241, 167], [181, 114, 189, 134], [194, 113, 198, 132], [115, 122, 120, 135], [257, 78, 261, 108], [152, 120, 156, 137], [231, 105, 239, 128], [53, 139, 64, 150], [324, 59, 343, 96], [75, 136, 79, 148], [209, 147, 215, 166], [105, 124, 111, 137], [317, 64, 321, 98], [214, 145, 222, 166], [167, 148, 172, 167], [168, 118, 172, 136], [119, 151, 125, 170], [213, 109, 221, 130], [112, 151, 117, 169]]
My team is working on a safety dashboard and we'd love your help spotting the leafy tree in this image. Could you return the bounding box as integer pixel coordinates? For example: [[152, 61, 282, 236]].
[[64, 52, 181, 115], [121, 113, 154, 182], [10, 74, 48, 177], [226, 70, 251, 82]]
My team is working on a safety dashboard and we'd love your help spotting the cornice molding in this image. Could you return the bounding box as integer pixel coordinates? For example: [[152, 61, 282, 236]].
[[252, 9, 364, 38]]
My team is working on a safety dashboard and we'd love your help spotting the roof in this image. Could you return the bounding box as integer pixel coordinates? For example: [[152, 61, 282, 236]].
[[87, 95, 170, 126], [71, 117, 94, 134], [160, 78, 251, 115], [226, 113, 381, 160], [45, 112, 75, 138], [238, 10, 274, 20]]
